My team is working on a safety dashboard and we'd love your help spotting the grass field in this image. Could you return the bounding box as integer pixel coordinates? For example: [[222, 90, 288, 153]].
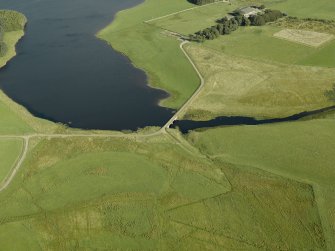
[[0, 138, 23, 182], [185, 118, 335, 248], [0, 134, 327, 250], [262, 0, 335, 20], [97, 0, 200, 109], [181, 44, 335, 120], [300, 41, 335, 67], [203, 26, 335, 67]]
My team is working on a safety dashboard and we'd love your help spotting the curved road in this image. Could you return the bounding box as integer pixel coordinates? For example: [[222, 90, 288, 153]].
[[0, 40, 205, 192], [160, 41, 204, 132]]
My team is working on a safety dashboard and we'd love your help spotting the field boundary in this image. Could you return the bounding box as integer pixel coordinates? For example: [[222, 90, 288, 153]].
[[144, 0, 228, 23], [273, 29, 335, 48]]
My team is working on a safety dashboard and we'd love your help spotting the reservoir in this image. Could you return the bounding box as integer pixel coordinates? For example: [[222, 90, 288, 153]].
[[0, 0, 174, 130]]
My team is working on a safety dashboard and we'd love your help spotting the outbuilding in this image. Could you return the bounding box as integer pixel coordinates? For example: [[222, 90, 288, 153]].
[[234, 6, 261, 17]]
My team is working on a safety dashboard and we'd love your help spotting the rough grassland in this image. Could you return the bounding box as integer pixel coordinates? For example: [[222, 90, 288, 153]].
[[0, 139, 23, 182], [97, 0, 199, 109], [182, 44, 335, 120], [150, 2, 236, 35], [0, 135, 326, 250], [186, 118, 335, 248], [273, 29, 334, 47]]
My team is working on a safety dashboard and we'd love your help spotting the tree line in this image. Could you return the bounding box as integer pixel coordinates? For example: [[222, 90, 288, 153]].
[[190, 0, 220, 5], [190, 8, 285, 42], [0, 10, 27, 57]]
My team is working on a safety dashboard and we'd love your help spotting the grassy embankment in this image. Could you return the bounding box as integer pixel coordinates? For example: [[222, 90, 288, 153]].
[[97, 0, 200, 109]]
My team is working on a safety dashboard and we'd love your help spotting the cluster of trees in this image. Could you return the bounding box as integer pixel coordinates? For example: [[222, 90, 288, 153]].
[[190, 15, 250, 41], [190, 0, 219, 5], [0, 10, 27, 57], [190, 8, 284, 42], [249, 9, 284, 26]]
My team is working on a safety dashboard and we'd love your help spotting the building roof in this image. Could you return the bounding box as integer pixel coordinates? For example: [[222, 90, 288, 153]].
[[237, 6, 260, 15]]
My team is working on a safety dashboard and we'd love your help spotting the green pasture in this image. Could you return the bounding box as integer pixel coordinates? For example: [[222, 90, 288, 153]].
[[0, 138, 23, 182], [187, 119, 335, 186], [263, 0, 335, 20], [299, 41, 335, 67], [186, 118, 335, 248]]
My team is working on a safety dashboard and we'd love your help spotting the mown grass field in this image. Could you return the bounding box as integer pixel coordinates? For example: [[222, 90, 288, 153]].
[[300, 41, 335, 67], [185, 118, 335, 248], [181, 44, 335, 120], [97, 0, 200, 109], [0, 134, 326, 250], [0, 138, 23, 182]]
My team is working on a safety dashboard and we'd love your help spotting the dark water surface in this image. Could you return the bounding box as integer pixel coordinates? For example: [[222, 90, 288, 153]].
[[171, 106, 335, 133], [0, 0, 174, 130]]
